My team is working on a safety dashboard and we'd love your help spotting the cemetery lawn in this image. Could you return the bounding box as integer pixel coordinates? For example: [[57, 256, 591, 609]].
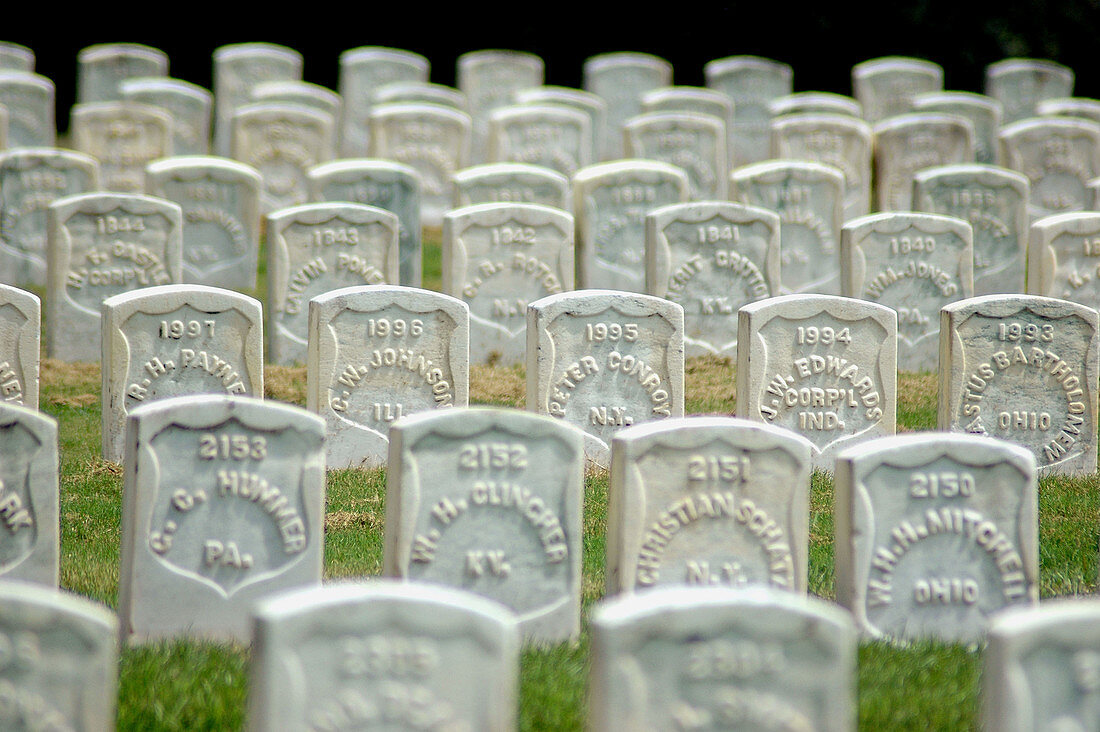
[[48, 241, 1099, 730]]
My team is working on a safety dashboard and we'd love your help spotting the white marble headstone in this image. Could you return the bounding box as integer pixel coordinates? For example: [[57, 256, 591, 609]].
[[514, 86, 606, 162], [623, 111, 727, 200], [145, 156, 263, 290], [607, 417, 812, 595], [213, 43, 303, 157], [1036, 96, 1100, 124], [307, 285, 469, 469], [872, 112, 975, 211], [769, 91, 863, 117], [1027, 212, 1100, 308], [457, 50, 544, 163], [452, 162, 570, 210], [852, 56, 944, 123], [384, 408, 583, 642], [251, 80, 341, 123], [0, 72, 55, 148], [0, 42, 33, 72], [120, 77, 213, 156], [119, 395, 324, 643], [645, 201, 779, 357], [704, 55, 794, 165], [101, 284, 265, 463], [47, 192, 183, 362], [939, 294, 1099, 476], [583, 52, 672, 160], [998, 117, 1100, 220], [248, 581, 519, 732], [0, 148, 99, 287], [835, 433, 1038, 643], [985, 58, 1075, 125], [443, 203, 573, 365], [589, 586, 856, 731], [770, 112, 873, 220], [71, 101, 173, 194], [267, 202, 400, 365], [372, 82, 467, 110], [76, 42, 167, 103], [0, 284, 38, 409], [0, 403, 57, 585], [912, 91, 1004, 165], [488, 104, 591, 177], [338, 46, 429, 157], [841, 212, 973, 372], [641, 86, 736, 167], [527, 290, 685, 467]]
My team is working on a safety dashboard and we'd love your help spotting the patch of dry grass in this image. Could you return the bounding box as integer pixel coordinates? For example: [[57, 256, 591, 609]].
[[470, 362, 526, 407], [685, 355, 737, 414], [898, 372, 938, 431], [264, 365, 307, 405]]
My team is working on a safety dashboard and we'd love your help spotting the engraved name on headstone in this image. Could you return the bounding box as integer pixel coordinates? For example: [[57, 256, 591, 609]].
[[76, 43, 168, 103], [645, 201, 779, 356], [624, 111, 727, 200], [998, 118, 1100, 220], [0, 582, 117, 729], [384, 408, 583, 642], [0, 148, 98, 287], [0, 404, 56, 586], [338, 46, 430, 157], [120, 77, 213, 156], [527, 290, 685, 467], [852, 56, 944, 124], [0, 284, 38, 409], [308, 159, 422, 286], [101, 284, 265, 463], [71, 101, 172, 194], [0, 72, 54, 148], [452, 162, 571, 211], [841, 212, 973, 372], [488, 104, 591, 177], [730, 160, 844, 295], [737, 294, 897, 469], [985, 58, 1075, 125], [514, 86, 606, 162], [267, 202, 400, 365], [47, 192, 182, 362], [872, 113, 974, 211], [231, 102, 336, 213], [584, 52, 672, 160], [457, 50, 544, 163], [443, 203, 572, 365], [145, 156, 262, 291], [769, 91, 863, 118], [369, 102, 472, 227], [0, 42, 33, 72], [912, 91, 1004, 166], [1027, 212, 1100, 309], [308, 285, 468, 468], [589, 587, 857, 731], [770, 112, 873, 220], [607, 417, 812, 595], [248, 582, 519, 732], [213, 43, 303, 157], [704, 55, 794, 165], [913, 164, 1029, 295], [119, 395, 324, 643], [939, 295, 1099, 475], [574, 160, 689, 292], [835, 434, 1038, 643]]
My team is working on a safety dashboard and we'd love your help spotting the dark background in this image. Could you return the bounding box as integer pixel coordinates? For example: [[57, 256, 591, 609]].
[[10, 0, 1100, 131]]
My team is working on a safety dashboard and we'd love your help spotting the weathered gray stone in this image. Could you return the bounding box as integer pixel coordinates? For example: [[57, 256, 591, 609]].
[[102, 285, 265, 463], [0, 148, 99, 287], [514, 86, 606, 162], [248, 581, 519, 732], [0, 42, 33, 72], [457, 50, 544, 162], [369, 102, 471, 226], [213, 43, 303, 157], [47, 192, 183, 362], [985, 58, 1075, 125], [982, 599, 1100, 732], [338, 46, 429, 157], [730, 160, 845, 295], [77, 43, 167, 103], [71, 101, 172, 194], [841, 212, 973, 372], [0, 582, 117, 728], [607, 417, 812, 595], [120, 77, 213, 156], [1028, 212, 1100, 309], [383, 408, 584, 642], [119, 395, 324, 643], [452, 162, 570, 210], [852, 56, 944, 123], [1036, 96, 1100, 124], [308, 159, 422, 286], [307, 285, 468, 468], [0, 403, 56, 585], [769, 91, 862, 118], [913, 164, 1029, 295], [835, 434, 1038, 643], [872, 113, 974, 211], [645, 201, 779, 356], [231, 102, 336, 213], [443, 203, 572, 365], [737, 294, 897, 469], [589, 587, 857, 731], [267, 203, 400, 365], [488, 104, 591, 177], [770, 112, 873, 221], [912, 91, 1004, 165], [0, 284, 38, 409], [703, 55, 794, 167], [939, 295, 1099, 475], [0, 72, 54, 148], [998, 117, 1100, 220], [145, 156, 262, 291], [584, 52, 672, 160], [372, 82, 466, 110], [574, 160, 689, 292], [624, 111, 727, 200], [527, 290, 685, 468]]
